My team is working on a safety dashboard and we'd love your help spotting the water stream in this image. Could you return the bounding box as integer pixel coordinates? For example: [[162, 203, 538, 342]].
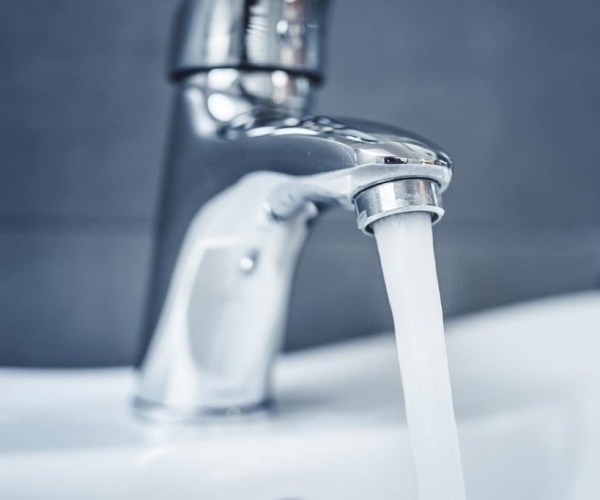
[[373, 212, 467, 500]]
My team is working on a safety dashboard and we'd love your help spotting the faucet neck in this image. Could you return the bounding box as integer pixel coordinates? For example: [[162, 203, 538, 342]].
[[184, 69, 316, 123]]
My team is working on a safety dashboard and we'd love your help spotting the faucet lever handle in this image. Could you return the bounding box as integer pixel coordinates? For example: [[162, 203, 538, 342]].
[[170, 0, 330, 82]]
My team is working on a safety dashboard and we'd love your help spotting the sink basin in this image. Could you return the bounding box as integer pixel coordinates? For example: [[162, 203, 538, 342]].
[[1, 291, 600, 499]]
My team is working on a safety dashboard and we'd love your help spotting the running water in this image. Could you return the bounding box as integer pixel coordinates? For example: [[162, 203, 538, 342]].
[[373, 212, 467, 500]]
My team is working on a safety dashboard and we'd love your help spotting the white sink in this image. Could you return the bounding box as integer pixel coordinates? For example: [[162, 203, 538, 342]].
[[1, 291, 600, 499]]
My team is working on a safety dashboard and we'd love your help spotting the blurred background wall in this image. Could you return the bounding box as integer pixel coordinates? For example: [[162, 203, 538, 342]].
[[1, 0, 599, 367]]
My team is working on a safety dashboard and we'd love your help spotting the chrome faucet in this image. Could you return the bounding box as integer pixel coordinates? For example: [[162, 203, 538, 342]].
[[135, 0, 452, 420]]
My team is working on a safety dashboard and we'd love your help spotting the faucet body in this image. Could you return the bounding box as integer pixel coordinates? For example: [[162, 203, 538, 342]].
[[136, 0, 452, 419]]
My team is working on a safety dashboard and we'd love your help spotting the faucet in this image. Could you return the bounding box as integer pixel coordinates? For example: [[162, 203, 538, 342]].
[[135, 0, 453, 420]]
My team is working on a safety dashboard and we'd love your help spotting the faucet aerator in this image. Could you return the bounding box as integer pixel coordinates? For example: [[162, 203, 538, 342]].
[[354, 179, 444, 235]]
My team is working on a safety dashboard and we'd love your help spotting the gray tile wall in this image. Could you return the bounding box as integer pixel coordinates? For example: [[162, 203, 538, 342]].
[[1, 0, 599, 366]]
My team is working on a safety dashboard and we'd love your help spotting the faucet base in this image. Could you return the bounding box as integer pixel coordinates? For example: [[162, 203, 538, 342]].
[[132, 396, 272, 423]]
